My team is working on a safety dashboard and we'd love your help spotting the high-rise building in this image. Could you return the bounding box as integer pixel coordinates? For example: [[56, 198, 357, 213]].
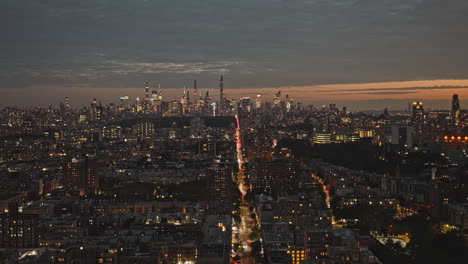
[[238, 97, 252, 118], [168, 101, 182, 116], [95, 104, 104, 120], [63, 158, 81, 193], [391, 125, 415, 148], [90, 98, 97, 120], [274, 91, 281, 105], [152, 88, 158, 100], [62, 155, 100, 196], [0, 211, 38, 248], [193, 80, 197, 103], [255, 94, 262, 109], [135, 96, 142, 112], [412, 101, 425, 133], [103, 125, 122, 139], [253, 161, 300, 196], [313, 133, 331, 144], [133, 119, 155, 141], [120, 96, 131, 110], [158, 84, 163, 101], [412, 101, 424, 120], [383, 108, 389, 118], [64, 96, 70, 110], [206, 160, 232, 203], [145, 82, 150, 100], [452, 94, 461, 125], [181, 88, 189, 114], [285, 95, 293, 112], [219, 76, 224, 103], [190, 117, 205, 138]]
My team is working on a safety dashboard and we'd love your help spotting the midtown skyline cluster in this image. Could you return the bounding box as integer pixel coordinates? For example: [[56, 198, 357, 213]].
[[2, 78, 468, 111]]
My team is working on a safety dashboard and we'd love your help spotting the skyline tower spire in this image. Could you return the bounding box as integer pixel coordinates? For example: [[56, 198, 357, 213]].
[[194, 80, 197, 103], [152, 84, 157, 100], [145, 82, 149, 100], [185, 85, 190, 102], [158, 83, 162, 101], [64, 96, 70, 110], [219, 76, 224, 103]]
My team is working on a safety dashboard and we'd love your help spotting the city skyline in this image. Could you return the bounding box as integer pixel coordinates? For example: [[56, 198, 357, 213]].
[[2, 78, 468, 111], [2, 1, 468, 263]]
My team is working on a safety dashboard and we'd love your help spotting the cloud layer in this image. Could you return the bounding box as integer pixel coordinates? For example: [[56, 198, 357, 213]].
[[2, 0, 468, 106]]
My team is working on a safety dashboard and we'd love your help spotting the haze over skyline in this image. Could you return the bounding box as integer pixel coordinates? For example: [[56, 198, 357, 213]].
[[2, 79, 468, 111], [2, 0, 468, 109]]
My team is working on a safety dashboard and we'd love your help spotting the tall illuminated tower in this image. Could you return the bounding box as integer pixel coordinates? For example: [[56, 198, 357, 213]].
[[91, 98, 97, 120], [152, 86, 157, 100], [193, 80, 197, 103], [255, 94, 262, 109], [274, 91, 281, 105], [181, 86, 188, 105], [158, 84, 163, 101], [452, 94, 461, 125], [145, 82, 150, 100], [64, 96, 70, 110], [412, 101, 424, 120], [412, 101, 424, 134], [219, 76, 224, 103]]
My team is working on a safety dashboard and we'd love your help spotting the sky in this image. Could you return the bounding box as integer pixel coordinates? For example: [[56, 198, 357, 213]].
[[2, 0, 468, 110]]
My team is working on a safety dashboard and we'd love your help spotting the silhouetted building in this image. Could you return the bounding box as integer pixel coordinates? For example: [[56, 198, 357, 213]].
[[206, 160, 233, 203], [452, 94, 461, 125], [62, 155, 100, 196], [412, 101, 425, 133], [391, 125, 415, 148]]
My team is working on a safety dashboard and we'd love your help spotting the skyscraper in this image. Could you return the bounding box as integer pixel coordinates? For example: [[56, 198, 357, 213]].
[[206, 160, 232, 203], [95, 103, 103, 120], [255, 94, 262, 109], [145, 82, 150, 100], [62, 155, 100, 196], [412, 101, 424, 119], [219, 76, 224, 103], [253, 160, 300, 196], [0, 210, 38, 248], [181, 86, 189, 113], [152, 88, 158, 101], [412, 101, 425, 133], [158, 84, 163, 101], [452, 94, 461, 125], [181, 86, 188, 104], [194, 80, 197, 103], [120, 96, 130, 109], [273, 91, 281, 105], [391, 125, 415, 148], [133, 119, 155, 141], [64, 96, 70, 110], [90, 98, 97, 120]]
